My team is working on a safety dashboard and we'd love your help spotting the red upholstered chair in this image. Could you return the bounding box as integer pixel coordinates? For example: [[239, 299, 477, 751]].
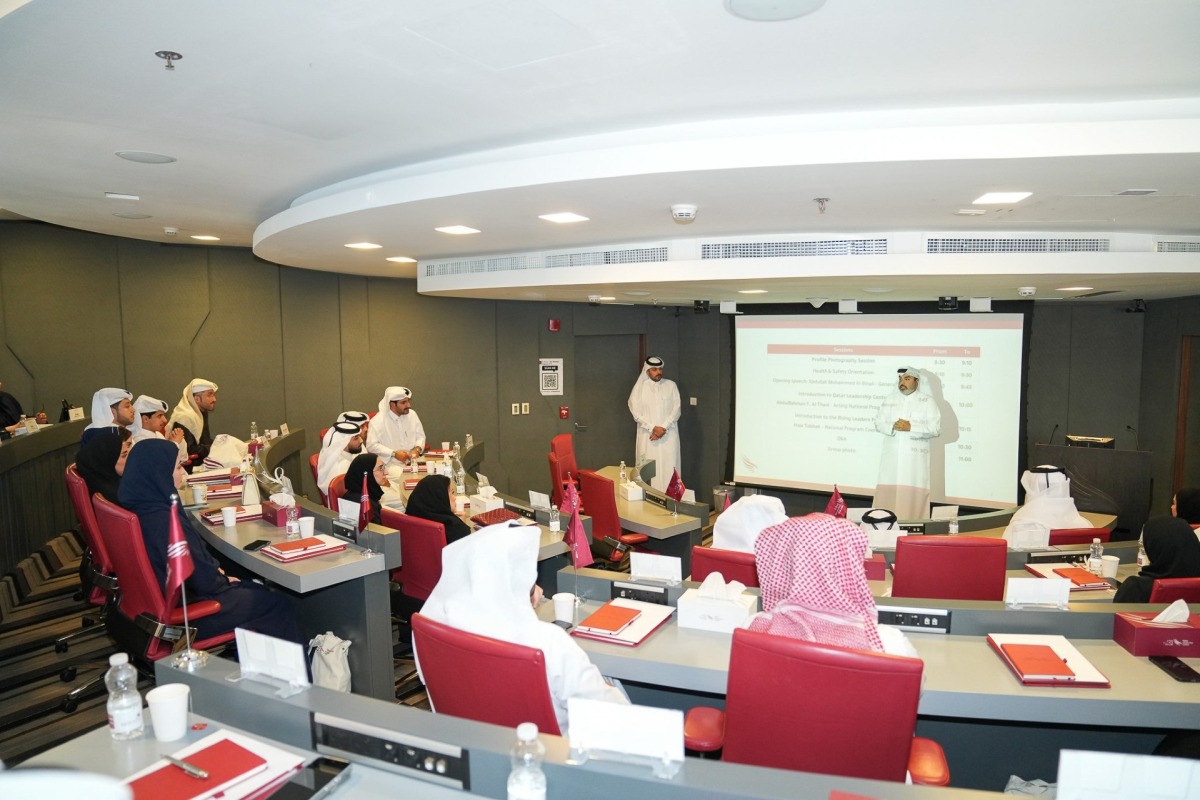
[[578, 468, 649, 564], [690, 545, 759, 587], [309, 452, 326, 505], [326, 474, 346, 511], [1048, 528, 1111, 546], [1149, 577, 1200, 604], [91, 495, 234, 669], [411, 613, 561, 736], [380, 507, 447, 602], [61, 465, 118, 643], [685, 628, 949, 785], [890, 535, 1007, 601], [548, 434, 581, 508]]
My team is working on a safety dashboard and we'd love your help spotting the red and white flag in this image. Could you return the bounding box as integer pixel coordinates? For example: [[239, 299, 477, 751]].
[[357, 474, 373, 533], [560, 474, 593, 569], [825, 485, 847, 518], [665, 469, 686, 502], [166, 495, 194, 600]]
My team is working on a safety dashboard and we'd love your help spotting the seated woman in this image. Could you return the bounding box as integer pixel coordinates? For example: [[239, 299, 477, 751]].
[[1173, 489, 1200, 526], [419, 523, 629, 734], [76, 428, 132, 503], [118, 438, 302, 644], [1114, 516, 1200, 603], [751, 513, 917, 657], [341, 453, 404, 524], [711, 494, 787, 553], [405, 474, 471, 545]]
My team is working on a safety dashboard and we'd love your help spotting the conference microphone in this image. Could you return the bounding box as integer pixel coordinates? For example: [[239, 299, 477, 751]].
[[1127, 424, 1140, 451], [1047, 423, 1059, 446]]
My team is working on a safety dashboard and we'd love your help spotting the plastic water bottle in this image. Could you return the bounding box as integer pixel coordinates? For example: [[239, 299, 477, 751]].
[[507, 722, 546, 800], [455, 466, 466, 495], [548, 507, 561, 533], [105, 652, 144, 740], [465, 433, 473, 450], [619, 460, 627, 483], [1087, 538, 1104, 575], [286, 505, 301, 540], [250, 420, 258, 439], [1137, 541, 1148, 567], [947, 515, 959, 535], [452, 441, 461, 459]]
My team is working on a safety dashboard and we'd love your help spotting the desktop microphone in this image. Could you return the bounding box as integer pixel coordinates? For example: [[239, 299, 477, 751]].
[[1127, 425, 1140, 450], [1047, 423, 1059, 446]]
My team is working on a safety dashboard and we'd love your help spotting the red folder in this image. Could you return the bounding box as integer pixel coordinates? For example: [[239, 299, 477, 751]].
[[266, 536, 325, 553], [1052, 567, 1108, 588], [576, 601, 642, 637], [999, 643, 1076, 681], [128, 737, 267, 800]]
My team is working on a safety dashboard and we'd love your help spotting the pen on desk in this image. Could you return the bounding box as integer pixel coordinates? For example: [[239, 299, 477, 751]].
[[164, 754, 209, 779]]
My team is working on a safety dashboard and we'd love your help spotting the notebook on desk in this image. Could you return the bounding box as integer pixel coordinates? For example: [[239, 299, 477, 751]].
[[125, 730, 304, 800], [572, 598, 676, 647], [1023, 562, 1110, 591], [986, 633, 1110, 688]]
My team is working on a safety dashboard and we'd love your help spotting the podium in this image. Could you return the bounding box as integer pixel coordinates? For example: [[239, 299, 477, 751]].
[[1031, 445, 1152, 540]]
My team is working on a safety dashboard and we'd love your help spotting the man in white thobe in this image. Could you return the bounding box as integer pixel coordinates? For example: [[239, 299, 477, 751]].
[[317, 420, 365, 496], [130, 394, 187, 458], [1003, 466, 1092, 548], [167, 378, 218, 470], [627, 356, 681, 492], [81, 387, 138, 445], [872, 367, 941, 519], [366, 386, 426, 466]]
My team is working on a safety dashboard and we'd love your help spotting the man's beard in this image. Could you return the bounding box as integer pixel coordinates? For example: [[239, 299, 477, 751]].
[[347, 443, 363, 455], [899, 385, 916, 396]]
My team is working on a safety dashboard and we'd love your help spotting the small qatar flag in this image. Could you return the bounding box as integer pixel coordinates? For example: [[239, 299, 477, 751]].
[[166, 495, 194, 600], [665, 469, 686, 502], [825, 485, 847, 518]]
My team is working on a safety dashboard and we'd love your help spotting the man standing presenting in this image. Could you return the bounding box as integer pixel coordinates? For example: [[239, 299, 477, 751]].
[[627, 356, 681, 492], [873, 367, 941, 519], [168, 379, 218, 470], [366, 386, 425, 467]]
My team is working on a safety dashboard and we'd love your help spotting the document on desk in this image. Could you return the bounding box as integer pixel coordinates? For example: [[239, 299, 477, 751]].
[[986, 633, 1110, 688], [124, 729, 304, 800], [1023, 562, 1110, 591], [572, 598, 675, 647]]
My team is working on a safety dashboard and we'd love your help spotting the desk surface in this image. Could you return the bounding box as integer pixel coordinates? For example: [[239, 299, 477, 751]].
[[596, 465, 701, 539]]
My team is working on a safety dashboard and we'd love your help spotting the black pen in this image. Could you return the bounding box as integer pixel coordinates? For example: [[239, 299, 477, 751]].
[[164, 754, 209, 779]]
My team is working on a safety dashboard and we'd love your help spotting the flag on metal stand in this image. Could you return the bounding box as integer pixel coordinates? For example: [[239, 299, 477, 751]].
[[825, 485, 848, 518], [167, 494, 207, 671], [723, 492, 732, 511], [665, 468, 686, 516], [357, 474, 372, 534], [561, 475, 593, 569]]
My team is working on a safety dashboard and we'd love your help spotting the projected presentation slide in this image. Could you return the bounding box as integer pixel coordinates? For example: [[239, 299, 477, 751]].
[[733, 314, 1024, 508]]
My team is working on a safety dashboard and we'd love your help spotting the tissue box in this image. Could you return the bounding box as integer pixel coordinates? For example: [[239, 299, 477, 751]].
[[1113, 611, 1200, 657], [863, 554, 887, 581], [470, 494, 504, 514], [259, 501, 288, 527], [676, 587, 757, 633], [618, 482, 644, 501]]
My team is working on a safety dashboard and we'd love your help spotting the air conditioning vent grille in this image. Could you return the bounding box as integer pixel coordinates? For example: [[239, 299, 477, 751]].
[[927, 237, 1109, 253], [423, 246, 669, 277], [1158, 241, 1200, 253], [701, 239, 887, 258]]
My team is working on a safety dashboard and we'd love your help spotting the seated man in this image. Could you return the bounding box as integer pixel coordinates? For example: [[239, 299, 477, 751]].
[[168, 379, 218, 470], [316, 420, 364, 496], [1002, 465, 1092, 548], [0, 380, 47, 432], [419, 523, 629, 734], [81, 387, 137, 445], [131, 394, 187, 450], [366, 386, 425, 468], [712, 494, 787, 553]]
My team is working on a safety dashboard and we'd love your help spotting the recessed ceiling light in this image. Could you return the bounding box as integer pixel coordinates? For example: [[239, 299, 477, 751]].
[[598, 296, 616, 302], [624, 291, 651, 297], [112, 212, 151, 219], [738, 289, 768, 294], [344, 242, 382, 250], [973, 192, 1032, 204], [434, 225, 480, 235], [115, 150, 177, 164], [105, 192, 140, 201], [190, 235, 220, 241], [538, 212, 589, 224], [863, 287, 894, 293], [1117, 189, 1157, 196], [725, 0, 826, 21], [954, 209, 987, 216], [386, 256, 416, 263], [1056, 286, 1094, 292]]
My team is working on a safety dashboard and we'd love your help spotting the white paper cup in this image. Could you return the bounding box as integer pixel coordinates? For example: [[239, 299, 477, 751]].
[[1101, 554, 1120, 578], [146, 683, 190, 742], [298, 516, 315, 537], [441, 441, 450, 451], [221, 506, 238, 527], [552, 592, 575, 623], [191, 485, 207, 505]]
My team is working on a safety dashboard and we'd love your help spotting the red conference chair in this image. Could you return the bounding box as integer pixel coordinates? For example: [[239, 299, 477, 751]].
[[684, 628, 949, 785], [690, 545, 759, 587], [1048, 528, 1110, 546], [411, 613, 561, 736], [380, 507, 447, 602], [548, 434, 581, 508], [91, 495, 234, 670], [60, 465, 118, 648], [326, 474, 346, 511], [309, 453, 326, 505], [890, 535, 1007, 601], [1149, 577, 1200, 604], [578, 468, 649, 564]]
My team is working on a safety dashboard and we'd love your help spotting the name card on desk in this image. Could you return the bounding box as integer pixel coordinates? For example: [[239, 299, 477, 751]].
[[68, 406, 85, 421], [567, 698, 684, 774], [1005, 577, 1070, 609], [1057, 749, 1200, 800], [631, 552, 681, 582]]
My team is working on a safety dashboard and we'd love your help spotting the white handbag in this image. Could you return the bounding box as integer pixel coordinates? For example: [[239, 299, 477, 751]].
[[309, 631, 352, 692]]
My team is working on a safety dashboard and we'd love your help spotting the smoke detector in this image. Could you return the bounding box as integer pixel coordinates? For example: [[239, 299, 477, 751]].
[[670, 204, 698, 225]]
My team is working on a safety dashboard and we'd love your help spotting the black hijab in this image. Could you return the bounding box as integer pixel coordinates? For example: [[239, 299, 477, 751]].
[[405, 473, 472, 544], [342, 453, 384, 523], [1114, 516, 1200, 603], [75, 430, 129, 503], [1176, 488, 1200, 525]]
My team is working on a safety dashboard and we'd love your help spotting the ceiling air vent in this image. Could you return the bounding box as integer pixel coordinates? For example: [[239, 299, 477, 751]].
[[1071, 290, 1123, 299], [422, 245, 669, 278], [700, 239, 887, 258], [927, 237, 1109, 254], [1158, 241, 1200, 253]]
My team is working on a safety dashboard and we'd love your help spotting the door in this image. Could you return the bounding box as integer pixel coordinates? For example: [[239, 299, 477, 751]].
[[573, 334, 642, 471]]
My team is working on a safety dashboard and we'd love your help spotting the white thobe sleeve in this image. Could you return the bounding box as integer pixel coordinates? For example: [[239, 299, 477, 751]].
[[366, 422, 395, 462], [908, 397, 942, 439], [628, 387, 654, 433]]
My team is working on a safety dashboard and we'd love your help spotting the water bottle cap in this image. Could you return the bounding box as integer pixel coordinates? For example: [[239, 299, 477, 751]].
[[516, 722, 538, 741], [1092, 538, 1101, 543], [109, 652, 130, 666]]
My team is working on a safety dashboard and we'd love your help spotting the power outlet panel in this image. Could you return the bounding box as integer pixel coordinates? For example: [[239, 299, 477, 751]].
[[876, 605, 950, 634], [612, 580, 668, 605], [1027, 551, 1088, 565], [898, 523, 926, 533], [312, 712, 469, 790]]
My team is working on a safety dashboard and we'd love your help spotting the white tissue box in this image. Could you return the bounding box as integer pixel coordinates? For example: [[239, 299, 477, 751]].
[[676, 588, 757, 633], [470, 494, 504, 514], [618, 482, 644, 501]]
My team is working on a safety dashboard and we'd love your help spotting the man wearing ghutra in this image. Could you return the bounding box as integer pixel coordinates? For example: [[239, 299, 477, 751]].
[[872, 367, 941, 519], [168, 379, 218, 470], [81, 387, 138, 446], [366, 386, 426, 467], [317, 420, 365, 496], [627, 356, 681, 492]]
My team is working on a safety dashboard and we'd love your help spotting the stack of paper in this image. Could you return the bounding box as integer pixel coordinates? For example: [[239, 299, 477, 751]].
[[201, 483, 243, 500], [261, 534, 346, 563], [200, 505, 263, 525], [187, 468, 239, 485]]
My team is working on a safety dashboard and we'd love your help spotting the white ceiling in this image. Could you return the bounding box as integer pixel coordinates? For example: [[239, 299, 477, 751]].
[[1, 0, 1198, 306]]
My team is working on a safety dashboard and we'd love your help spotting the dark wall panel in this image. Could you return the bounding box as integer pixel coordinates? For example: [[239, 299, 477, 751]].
[[1065, 305, 1142, 447], [1025, 304, 1073, 455], [336, 275, 375, 412]]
